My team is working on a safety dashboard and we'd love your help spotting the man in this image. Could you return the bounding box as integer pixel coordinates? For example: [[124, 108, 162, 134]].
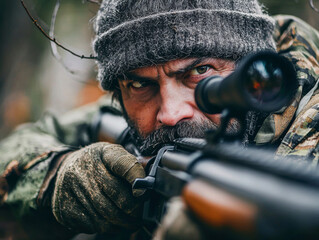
[[0, 0, 319, 239]]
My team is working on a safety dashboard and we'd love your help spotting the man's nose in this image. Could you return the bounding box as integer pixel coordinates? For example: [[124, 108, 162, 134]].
[[156, 84, 194, 126]]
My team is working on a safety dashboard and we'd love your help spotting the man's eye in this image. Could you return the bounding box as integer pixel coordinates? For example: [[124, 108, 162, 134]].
[[190, 66, 211, 75], [131, 81, 144, 88], [127, 81, 149, 90], [126, 81, 153, 92]]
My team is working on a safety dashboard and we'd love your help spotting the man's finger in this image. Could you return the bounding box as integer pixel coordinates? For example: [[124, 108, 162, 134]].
[[101, 143, 146, 184]]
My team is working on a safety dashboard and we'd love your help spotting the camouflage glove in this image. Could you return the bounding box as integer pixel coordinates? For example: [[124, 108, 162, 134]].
[[51, 142, 146, 234]]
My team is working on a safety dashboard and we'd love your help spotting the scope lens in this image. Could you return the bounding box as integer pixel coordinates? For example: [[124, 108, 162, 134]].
[[245, 60, 283, 103]]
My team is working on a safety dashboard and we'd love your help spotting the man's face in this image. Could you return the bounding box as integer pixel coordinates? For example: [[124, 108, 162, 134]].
[[118, 58, 236, 153]]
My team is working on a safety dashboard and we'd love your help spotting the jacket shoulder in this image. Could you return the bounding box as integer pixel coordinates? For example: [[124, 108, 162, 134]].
[[273, 15, 319, 55]]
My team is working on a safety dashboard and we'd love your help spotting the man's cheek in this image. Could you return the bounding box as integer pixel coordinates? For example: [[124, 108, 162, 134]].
[[136, 118, 158, 138], [126, 107, 157, 138]]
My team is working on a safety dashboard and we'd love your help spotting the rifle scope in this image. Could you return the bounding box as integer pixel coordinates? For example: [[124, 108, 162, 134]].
[[195, 51, 298, 114]]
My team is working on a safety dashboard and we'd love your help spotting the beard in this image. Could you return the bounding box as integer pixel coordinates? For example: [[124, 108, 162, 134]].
[[126, 117, 239, 156]]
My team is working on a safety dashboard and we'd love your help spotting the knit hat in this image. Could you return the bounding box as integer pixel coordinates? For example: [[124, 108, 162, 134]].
[[93, 0, 276, 91]]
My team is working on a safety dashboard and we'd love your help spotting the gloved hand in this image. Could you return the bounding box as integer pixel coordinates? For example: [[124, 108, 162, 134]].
[[51, 142, 146, 234]]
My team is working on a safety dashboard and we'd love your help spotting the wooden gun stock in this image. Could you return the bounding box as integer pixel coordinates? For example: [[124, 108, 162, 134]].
[[183, 180, 257, 234]]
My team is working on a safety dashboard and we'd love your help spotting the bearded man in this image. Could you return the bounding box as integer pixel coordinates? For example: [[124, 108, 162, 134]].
[[1, 0, 319, 239]]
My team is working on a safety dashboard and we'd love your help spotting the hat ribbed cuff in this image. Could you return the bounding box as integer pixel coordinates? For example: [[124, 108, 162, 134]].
[[93, 9, 276, 90]]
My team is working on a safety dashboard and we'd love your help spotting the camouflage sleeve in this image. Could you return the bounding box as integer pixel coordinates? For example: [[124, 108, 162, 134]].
[[270, 15, 319, 164], [276, 93, 319, 165], [0, 95, 117, 239]]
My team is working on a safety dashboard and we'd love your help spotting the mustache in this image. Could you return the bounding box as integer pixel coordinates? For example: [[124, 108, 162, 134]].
[[129, 119, 218, 156]]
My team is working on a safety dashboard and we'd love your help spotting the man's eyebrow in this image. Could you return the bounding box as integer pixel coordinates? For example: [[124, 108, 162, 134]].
[[120, 58, 208, 82], [121, 73, 156, 82], [170, 58, 207, 76]]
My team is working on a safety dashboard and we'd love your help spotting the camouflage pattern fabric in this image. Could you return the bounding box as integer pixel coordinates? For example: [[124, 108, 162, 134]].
[[0, 96, 118, 239], [0, 15, 319, 239], [255, 15, 319, 165]]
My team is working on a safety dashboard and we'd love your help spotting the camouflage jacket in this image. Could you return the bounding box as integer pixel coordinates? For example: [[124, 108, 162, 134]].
[[0, 15, 319, 239]]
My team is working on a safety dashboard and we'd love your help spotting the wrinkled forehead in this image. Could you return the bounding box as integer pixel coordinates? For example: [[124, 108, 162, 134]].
[[127, 58, 236, 77], [128, 58, 202, 77]]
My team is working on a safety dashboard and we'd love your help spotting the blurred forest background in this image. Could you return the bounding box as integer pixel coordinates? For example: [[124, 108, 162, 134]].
[[0, 0, 319, 139]]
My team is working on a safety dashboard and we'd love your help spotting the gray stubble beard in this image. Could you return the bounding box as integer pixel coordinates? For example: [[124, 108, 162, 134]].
[[126, 117, 240, 156]]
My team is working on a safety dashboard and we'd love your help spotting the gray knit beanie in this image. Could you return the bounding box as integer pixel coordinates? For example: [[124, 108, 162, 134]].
[[93, 0, 276, 91]]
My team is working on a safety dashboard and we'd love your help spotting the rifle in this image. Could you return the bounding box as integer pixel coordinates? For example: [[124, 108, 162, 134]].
[[95, 51, 319, 239]]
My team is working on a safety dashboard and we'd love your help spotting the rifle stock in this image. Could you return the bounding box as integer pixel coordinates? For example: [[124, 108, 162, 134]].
[[143, 142, 319, 239], [183, 180, 257, 233]]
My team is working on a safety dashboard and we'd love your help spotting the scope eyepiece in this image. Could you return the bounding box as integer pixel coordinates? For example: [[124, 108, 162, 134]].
[[195, 51, 298, 114]]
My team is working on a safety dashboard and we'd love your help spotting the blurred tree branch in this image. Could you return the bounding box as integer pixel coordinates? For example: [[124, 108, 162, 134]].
[[50, 0, 77, 74], [85, 0, 101, 5], [310, 0, 319, 13], [20, 0, 97, 60]]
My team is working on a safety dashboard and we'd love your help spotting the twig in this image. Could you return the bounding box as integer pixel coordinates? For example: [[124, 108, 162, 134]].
[[50, 0, 61, 58], [20, 0, 97, 60], [310, 0, 319, 13], [85, 0, 101, 5], [50, 0, 77, 74]]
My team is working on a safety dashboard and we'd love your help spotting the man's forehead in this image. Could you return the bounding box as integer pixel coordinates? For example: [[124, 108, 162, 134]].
[[130, 58, 200, 76], [128, 57, 231, 78]]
